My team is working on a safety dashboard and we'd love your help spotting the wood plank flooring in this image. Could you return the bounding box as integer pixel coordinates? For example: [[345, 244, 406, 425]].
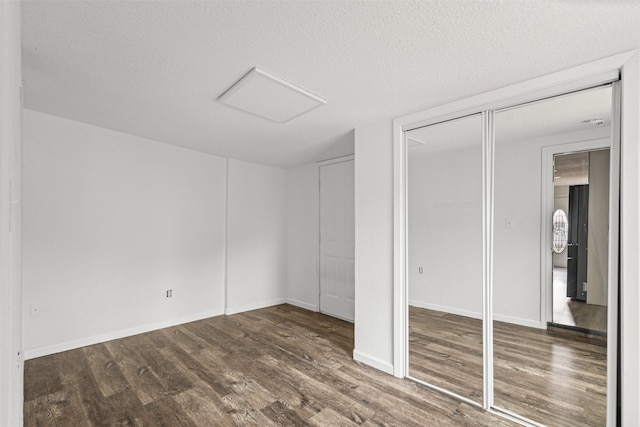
[[409, 306, 607, 427], [408, 306, 483, 404], [553, 267, 608, 333], [494, 319, 607, 427], [24, 304, 515, 427]]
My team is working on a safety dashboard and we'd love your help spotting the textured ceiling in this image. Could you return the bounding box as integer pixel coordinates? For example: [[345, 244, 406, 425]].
[[22, 1, 640, 168]]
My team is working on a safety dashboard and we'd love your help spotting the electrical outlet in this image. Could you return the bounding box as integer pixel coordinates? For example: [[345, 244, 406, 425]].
[[30, 304, 40, 318]]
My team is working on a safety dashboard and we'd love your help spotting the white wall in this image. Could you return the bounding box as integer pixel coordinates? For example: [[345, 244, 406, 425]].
[[587, 149, 610, 306], [406, 132, 614, 327], [0, 2, 23, 425], [23, 110, 228, 358], [226, 159, 286, 314], [353, 121, 394, 374], [620, 50, 640, 427], [493, 128, 610, 327], [285, 163, 319, 311], [408, 147, 483, 318], [317, 130, 355, 162], [493, 136, 546, 326]]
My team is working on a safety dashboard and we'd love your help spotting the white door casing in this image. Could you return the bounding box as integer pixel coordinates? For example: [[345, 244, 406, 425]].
[[319, 159, 355, 322]]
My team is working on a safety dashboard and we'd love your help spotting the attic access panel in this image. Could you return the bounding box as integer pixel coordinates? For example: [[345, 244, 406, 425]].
[[218, 67, 327, 123]]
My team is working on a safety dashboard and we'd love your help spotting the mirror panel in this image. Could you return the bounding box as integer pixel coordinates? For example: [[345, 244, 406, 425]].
[[492, 86, 613, 426], [406, 113, 483, 403]]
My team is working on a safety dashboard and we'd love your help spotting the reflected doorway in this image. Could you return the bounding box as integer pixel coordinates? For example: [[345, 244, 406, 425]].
[[551, 149, 609, 334]]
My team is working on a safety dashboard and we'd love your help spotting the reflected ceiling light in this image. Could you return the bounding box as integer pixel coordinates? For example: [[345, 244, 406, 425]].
[[218, 67, 327, 124]]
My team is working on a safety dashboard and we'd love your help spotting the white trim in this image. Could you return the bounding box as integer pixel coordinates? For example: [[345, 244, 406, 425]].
[[493, 314, 545, 330], [606, 81, 621, 427], [223, 158, 229, 312], [482, 109, 495, 410], [24, 308, 225, 360], [408, 301, 541, 330], [224, 298, 286, 316], [540, 137, 612, 327], [408, 301, 482, 320], [286, 298, 318, 312], [353, 349, 394, 375], [317, 154, 354, 167], [393, 50, 639, 427], [0, 2, 23, 425], [316, 164, 321, 314], [619, 51, 640, 427], [392, 122, 407, 378]]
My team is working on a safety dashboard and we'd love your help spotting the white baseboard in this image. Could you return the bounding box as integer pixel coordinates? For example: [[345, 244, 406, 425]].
[[409, 300, 482, 320], [409, 300, 544, 329], [494, 313, 545, 329], [353, 349, 394, 375], [285, 298, 318, 312], [224, 298, 286, 315], [24, 308, 225, 360]]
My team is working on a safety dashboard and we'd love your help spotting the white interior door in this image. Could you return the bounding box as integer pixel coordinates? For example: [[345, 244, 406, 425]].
[[319, 159, 355, 322]]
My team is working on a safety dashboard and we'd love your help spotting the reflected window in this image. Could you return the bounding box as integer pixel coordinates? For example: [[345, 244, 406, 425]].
[[552, 209, 568, 254]]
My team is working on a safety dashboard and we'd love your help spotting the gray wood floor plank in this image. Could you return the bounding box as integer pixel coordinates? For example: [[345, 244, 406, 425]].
[[82, 343, 130, 398]]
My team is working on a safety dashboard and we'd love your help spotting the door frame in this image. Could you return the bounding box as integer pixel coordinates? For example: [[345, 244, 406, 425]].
[[541, 138, 613, 327], [317, 155, 355, 319], [393, 50, 639, 427]]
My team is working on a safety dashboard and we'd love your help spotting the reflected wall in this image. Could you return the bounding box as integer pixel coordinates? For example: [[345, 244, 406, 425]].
[[407, 114, 484, 403]]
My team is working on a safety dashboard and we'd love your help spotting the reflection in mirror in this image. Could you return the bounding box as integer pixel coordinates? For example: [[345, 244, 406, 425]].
[[552, 209, 568, 254], [493, 86, 613, 426], [406, 114, 483, 403]]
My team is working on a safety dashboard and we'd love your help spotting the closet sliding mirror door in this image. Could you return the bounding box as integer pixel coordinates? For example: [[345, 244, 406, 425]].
[[492, 85, 615, 426], [406, 114, 483, 404]]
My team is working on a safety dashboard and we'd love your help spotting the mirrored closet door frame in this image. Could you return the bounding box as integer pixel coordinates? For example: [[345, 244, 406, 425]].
[[392, 52, 638, 427]]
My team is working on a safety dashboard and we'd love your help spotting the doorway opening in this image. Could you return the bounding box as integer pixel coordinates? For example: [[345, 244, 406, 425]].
[[551, 149, 610, 335]]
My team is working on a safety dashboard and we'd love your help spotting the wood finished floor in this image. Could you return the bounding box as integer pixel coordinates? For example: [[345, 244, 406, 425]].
[[409, 306, 607, 427], [24, 304, 516, 427], [493, 318, 607, 427], [408, 306, 483, 404], [553, 267, 608, 333]]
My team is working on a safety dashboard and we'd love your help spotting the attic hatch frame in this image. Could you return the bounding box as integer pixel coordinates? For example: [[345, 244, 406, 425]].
[[392, 50, 640, 427]]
